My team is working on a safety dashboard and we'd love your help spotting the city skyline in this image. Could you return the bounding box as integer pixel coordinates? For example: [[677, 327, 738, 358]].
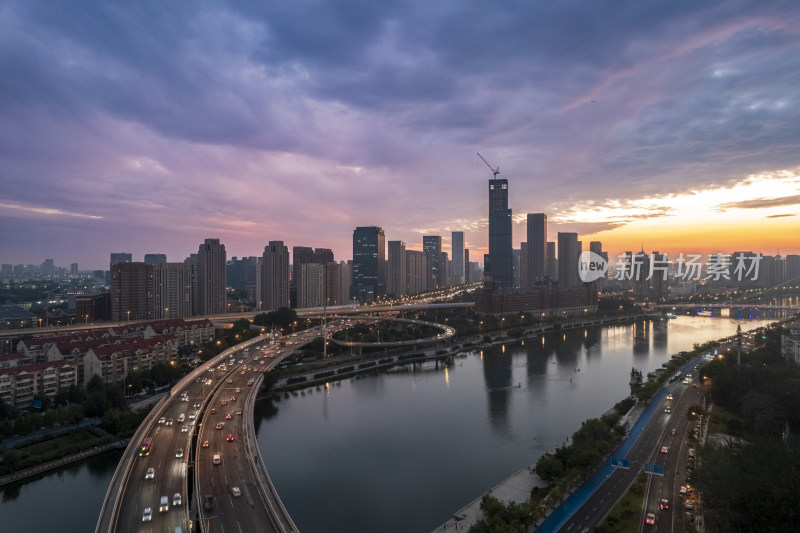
[[2, 2, 799, 269]]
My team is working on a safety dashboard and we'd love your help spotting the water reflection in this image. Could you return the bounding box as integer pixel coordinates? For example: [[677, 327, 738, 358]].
[[652, 318, 668, 350], [481, 347, 514, 436], [632, 319, 650, 357]]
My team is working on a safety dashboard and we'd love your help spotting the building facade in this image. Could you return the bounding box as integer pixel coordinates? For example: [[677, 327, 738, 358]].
[[197, 238, 227, 315], [351, 226, 386, 301]]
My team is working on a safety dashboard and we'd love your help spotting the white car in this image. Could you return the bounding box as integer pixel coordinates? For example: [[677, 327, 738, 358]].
[[145, 467, 155, 480], [142, 507, 152, 522], [213, 454, 221, 465], [231, 486, 241, 497], [181, 425, 189, 433], [173, 493, 182, 506], [158, 417, 166, 424], [175, 448, 184, 458]]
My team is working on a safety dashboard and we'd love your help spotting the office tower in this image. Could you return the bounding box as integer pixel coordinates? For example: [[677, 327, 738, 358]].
[[406, 250, 429, 294], [153, 262, 192, 318], [557, 233, 580, 287], [589, 241, 602, 256], [314, 248, 334, 263], [786, 255, 800, 283], [486, 177, 513, 288], [451, 231, 464, 285], [351, 226, 385, 301], [387, 241, 407, 296], [545, 241, 557, 280], [197, 238, 227, 315], [633, 250, 650, 299], [110, 262, 154, 321], [651, 251, 666, 300], [464, 249, 470, 282], [525, 214, 547, 287], [262, 241, 290, 310], [512, 248, 522, 288], [144, 254, 167, 265], [520, 242, 528, 288], [338, 261, 352, 305], [110, 253, 132, 269], [297, 263, 325, 308], [423, 236, 442, 289], [440, 251, 450, 287], [70, 263, 79, 275]]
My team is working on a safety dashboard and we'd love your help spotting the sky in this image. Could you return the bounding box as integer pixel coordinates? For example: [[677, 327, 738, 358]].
[[1, 0, 799, 270]]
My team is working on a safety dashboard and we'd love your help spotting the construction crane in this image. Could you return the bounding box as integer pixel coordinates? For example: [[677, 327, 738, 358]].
[[477, 152, 500, 178]]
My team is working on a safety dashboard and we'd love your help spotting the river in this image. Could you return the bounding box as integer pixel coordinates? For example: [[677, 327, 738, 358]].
[[0, 315, 769, 532]]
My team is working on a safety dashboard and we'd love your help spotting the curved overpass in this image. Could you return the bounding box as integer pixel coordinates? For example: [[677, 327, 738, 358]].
[[329, 316, 455, 349]]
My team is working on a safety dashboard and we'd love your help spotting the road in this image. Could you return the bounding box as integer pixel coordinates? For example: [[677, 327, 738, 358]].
[[108, 323, 342, 533], [549, 356, 709, 533]]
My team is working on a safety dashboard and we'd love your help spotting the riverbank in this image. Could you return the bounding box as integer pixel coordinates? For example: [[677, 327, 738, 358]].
[[271, 312, 662, 394], [0, 427, 128, 487]]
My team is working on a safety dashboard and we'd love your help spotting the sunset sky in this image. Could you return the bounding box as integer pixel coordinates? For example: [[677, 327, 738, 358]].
[[1, 1, 799, 270]]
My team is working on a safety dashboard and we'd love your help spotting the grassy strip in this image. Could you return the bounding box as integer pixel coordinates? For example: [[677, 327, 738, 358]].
[[596, 472, 646, 533], [0, 427, 111, 475]]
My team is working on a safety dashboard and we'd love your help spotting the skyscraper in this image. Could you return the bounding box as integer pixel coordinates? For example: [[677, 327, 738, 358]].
[[423, 236, 442, 288], [262, 241, 290, 310], [486, 177, 513, 288], [387, 241, 407, 296], [451, 231, 464, 285], [197, 238, 227, 315], [464, 249, 470, 283], [297, 263, 324, 308], [526, 214, 547, 286], [546, 241, 557, 280], [351, 226, 385, 301], [291, 246, 314, 308], [557, 232, 580, 287], [406, 250, 428, 294], [313, 248, 334, 263]]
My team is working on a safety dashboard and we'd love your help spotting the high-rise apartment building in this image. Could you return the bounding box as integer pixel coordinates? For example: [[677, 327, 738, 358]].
[[486, 177, 513, 288], [406, 250, 428, 294], [557, 233, 580, 287], [153, 262, 193, 318], [337, 261, 352, 305], [387, 241, 407, 296], [110, 262, 153, 321], [197, 238, 227, 315], [351, 226, 385, 301], [526, 214, 547, 286], [70, 263, 79, 275], [464, 249, 470, 282], [451, 231, 464, 285], [297, 263, 325, 308], [423, 236, 443, 289], [291, 246, 315, 307], [144, 254, 167, 265], [314, 248, 335, 263], [262, 241, 290, 310]]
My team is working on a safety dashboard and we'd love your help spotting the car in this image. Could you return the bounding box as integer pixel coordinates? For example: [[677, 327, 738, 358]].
[[194, 402, 201, 408], [660, 446, 669, 454], [175, 448, 184, 458], [671, 428, 677, 436], [202, 440, 209, 448], [145, 467, 155, 480], [664, 407, 671, 413], [173, 493, 182, 506], [236, 387, 241, 393], [142, 507, 152, 522], [230, 396, 237, 402], [659, 498, 670, 511], [181, 425, 189, 433], [213, 454, 221, 465], [236, 408, 243, 415], [158, 416, 166, 424], [210, 407, 216, 414], [159, 495, 169, 512], [692, 383, 697, 388], [227, 379, 233, 383], [688, 448, 695, 458], [166, 418, 173, 425], [221, 400, 228, 406], [680, 485, 688, 494], [226, 434, 235, 442], [225, 413, 232, 419], [188, 413, 196, 420], [248, 381, 254, 386], [645, 512, 656, 525], [203, 494, 214, 511], [181, 396, 189, 402], [241, 370, 246, 375], [216, 422, 224, 430], [231, 486, 241, 497], [666, 394, 673, 400]]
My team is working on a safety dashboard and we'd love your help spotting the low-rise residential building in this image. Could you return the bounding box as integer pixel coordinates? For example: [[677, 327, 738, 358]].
[[0, 360, 77, 410]]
